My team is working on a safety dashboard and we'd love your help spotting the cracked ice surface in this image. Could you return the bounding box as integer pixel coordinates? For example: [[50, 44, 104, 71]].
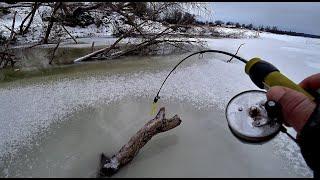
[[0, 57, 253, 159]]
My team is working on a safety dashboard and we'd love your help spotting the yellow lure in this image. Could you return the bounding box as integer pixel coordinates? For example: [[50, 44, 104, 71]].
[[150, 102, 158, 115]]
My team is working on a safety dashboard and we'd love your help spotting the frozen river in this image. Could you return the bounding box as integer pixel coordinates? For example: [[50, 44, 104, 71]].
[[0, 33, 319, 177]]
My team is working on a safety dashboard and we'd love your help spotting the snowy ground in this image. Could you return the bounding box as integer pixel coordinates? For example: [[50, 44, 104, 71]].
[[0, 5, 114, 44], [0, 4, 259, 46], [0, 32, 319, 177]]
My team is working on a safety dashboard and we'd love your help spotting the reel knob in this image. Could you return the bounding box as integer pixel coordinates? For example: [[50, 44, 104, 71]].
[[264, 100, 282, 123]]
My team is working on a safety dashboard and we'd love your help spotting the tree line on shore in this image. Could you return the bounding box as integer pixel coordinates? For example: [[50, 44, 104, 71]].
[[195, 19, 320, 39]]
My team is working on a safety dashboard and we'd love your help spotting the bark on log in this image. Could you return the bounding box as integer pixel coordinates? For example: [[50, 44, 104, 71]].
[[73, 36, 124, 63], [98, 107, 182, 177]]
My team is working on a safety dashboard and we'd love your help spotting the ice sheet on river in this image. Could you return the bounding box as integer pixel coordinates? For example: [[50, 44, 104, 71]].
[[1, 34, 319, 177]]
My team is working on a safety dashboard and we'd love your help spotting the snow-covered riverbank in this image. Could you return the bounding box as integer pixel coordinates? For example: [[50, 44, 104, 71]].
[[0, 3, 259, 46]]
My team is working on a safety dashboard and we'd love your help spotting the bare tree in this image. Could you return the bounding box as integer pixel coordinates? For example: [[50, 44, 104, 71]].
[[42, 2, 62, 44], [1, 11, 17, 69], [19, 2, 41, 35], [72, 2, 207, 63], [1, 2, 208, 68], [61, 24, 77, 44], [6, 11, 17, 48]]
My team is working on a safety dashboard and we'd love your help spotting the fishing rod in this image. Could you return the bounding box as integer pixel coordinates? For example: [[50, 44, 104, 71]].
[[151, 49, 315, 144], [152, 49, 248, 105]]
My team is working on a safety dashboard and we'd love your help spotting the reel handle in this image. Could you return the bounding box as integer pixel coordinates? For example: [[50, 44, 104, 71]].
[[245, 58, 314, 101], [265, 100, 282, 121]]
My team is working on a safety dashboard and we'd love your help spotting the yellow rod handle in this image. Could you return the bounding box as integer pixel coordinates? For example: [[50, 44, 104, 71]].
[[245, 58, 315, 101], [264, 71, 314, 100]]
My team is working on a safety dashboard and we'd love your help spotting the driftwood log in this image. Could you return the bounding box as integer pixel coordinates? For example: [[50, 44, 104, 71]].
[[98, 107, 182, 177]]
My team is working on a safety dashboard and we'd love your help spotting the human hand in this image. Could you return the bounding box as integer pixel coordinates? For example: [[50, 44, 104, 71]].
[[266, 73, 320, 133]]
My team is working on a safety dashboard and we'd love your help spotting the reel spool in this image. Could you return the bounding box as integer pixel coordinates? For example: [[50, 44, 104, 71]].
[[225, 90, 282, 143]]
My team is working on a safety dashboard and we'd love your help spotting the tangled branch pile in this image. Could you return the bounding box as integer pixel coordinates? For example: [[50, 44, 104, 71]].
[[1, 2, 210, 67]]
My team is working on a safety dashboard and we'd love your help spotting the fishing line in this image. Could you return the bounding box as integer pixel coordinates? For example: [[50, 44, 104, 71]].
[[150, 49, 299, 145], [152, 49, 248, 104]]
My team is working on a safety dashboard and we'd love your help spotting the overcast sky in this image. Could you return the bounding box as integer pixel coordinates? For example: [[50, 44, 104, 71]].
[[198, 2, 320, 35]]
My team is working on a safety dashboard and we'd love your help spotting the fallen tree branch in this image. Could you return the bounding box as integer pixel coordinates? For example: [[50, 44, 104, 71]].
[[98, 107, 182, 177], [0, 52, 16, 68], [61, 24, 78, 44], [1, 2, 49, 9], [167, 41, 191, 52], [1, 11, 17, 69], [73, 35, 125, 63], [22, 2, 41, 35], [19, 9, 32, 33], [73, 20, 149, 63], [71, 3, 201, 63], [109, 3, 147, 39], [102, 26, 173, 59], [3, 25, 18, 34], [108, 38, 195, 60], [90, 37, 200, 60], [91, 41, 95, 52], [25, 42, 43, 49], [5, 11, 17, 49], [42, 2, 62, 44], [49, 40, 61, 64], [72, 3, 183, 63]]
